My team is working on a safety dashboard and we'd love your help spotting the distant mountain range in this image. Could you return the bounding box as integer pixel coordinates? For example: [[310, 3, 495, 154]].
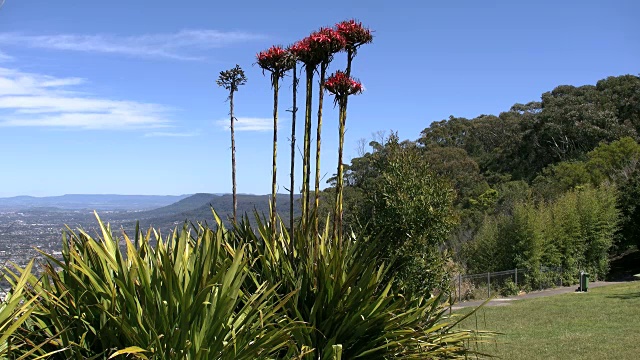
[[104, 193, 302, 231], [0, 194, 193, 211], [0, 192, 302, 232]]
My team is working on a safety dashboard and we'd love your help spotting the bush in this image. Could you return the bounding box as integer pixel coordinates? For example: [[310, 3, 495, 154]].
[[500, 279, 519, 297], [233, 213, 491, 359], [351, 135, 457, 297], [3, 212, 493, 359], [464, 184, 619, 285]]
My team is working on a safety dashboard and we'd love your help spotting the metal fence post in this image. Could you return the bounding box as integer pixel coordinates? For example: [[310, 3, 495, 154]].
[[515, 268, 518, 286], [458, 274, 462, 302]]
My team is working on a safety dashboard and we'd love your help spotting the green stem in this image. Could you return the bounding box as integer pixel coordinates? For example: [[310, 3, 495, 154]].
[[333, 48, 355, 243], [289, 63, 297, 256], [301, 67, 314, 228], [334, 98, 347, 245], [271, 77, 279, 243], [314, 61, 328, 238], [230, 90, 237, 223]]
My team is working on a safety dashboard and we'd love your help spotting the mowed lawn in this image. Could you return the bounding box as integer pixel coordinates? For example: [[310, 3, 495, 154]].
[[457, 281, 640, 359]]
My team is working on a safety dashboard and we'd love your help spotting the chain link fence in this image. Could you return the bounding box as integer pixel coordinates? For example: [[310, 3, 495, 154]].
[[453, 266, 565, 302]]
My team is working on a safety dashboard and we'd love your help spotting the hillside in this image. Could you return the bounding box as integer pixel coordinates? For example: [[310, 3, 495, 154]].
[[102, 193, 302, 231], [335, 74, 640, 279]]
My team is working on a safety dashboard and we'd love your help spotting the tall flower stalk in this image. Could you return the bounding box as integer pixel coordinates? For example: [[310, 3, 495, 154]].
[[216, 65, 247, 223], [336, 19, 373, 78], [310, 28, 346, 237], [257, 46, 295, 241], [330, 20, 372, 240], [290, 37, 322, 228], [288, 60, 299, 242], [326, 71, 364, 245]]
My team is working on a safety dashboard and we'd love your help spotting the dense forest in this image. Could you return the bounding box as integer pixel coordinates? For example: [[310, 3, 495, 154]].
[[320, 74, 640, 291]]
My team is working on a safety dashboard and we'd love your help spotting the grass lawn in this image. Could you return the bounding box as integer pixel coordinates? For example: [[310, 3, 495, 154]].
[[457, 281, 640, 359]]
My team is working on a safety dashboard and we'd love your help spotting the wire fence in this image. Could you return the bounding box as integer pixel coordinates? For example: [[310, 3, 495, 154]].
[[453, 266, 565, 302]]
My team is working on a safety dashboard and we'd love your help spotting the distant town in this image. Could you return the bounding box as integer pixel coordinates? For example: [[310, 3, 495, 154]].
[[0, 193, 300, 269]]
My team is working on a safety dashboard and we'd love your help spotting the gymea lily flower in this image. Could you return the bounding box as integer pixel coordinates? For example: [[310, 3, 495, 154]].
[[256, 46, 295, 241], [335, 19, 373, 49], [325, 71, 364, 98], [308, 28, 346, 237], [335, 19, 373, 75], [289, 36, 323, 228], [325, 71, 364, 244]]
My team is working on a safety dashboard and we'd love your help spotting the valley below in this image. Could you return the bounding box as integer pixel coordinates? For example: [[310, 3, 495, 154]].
[[0, 193, 300, 268]]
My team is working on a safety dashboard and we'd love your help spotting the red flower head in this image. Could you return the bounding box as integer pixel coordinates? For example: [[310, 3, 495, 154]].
[[256, 45, 295, 75], [325, 71, 363, 98], [290, 28, 345, 66], [308, 27, 346, 59], [289, 37, 321, 67], [335, 19, 373, 49]]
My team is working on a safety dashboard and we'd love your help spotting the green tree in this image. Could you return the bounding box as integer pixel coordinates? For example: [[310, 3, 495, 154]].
[[586, 137, 640, 251], [352, 135, 456, 295]]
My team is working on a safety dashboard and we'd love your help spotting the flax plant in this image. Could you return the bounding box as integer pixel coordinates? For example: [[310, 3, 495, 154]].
[[216, 65, 247, 223], [231, 214, 494, 359], [11, 213, 296, 359], [0, 260, 46, 358], [257, 46, 295, 242]]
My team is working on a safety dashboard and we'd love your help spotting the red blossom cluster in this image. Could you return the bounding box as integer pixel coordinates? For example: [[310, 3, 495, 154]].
[[325, 71, 363, 97], [289, 37, 322, 66], [289, 37, 315, 65], [309, 27, 346, 58], [256, 45, 295, 74], [335, 19, 373, 49], [290, 28, 346, 66]]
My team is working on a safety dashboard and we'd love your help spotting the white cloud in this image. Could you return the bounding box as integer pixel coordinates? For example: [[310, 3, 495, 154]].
[[0, 50, 12, 62], [0, 30, 266, 60], [144, 131, 199, 138], [0, 67, 171, 130], [216, 117, 276, 132]]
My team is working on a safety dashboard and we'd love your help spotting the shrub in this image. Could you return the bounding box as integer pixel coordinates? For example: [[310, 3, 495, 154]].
[[232, 213, 492, 359], [464, 184, 619, 285]]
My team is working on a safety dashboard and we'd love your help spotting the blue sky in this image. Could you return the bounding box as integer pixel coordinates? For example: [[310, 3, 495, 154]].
[[0, 0, 637, 197]]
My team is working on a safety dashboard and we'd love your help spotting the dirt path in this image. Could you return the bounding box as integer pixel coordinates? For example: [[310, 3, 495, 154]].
[[450, 281, 627, 310]]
